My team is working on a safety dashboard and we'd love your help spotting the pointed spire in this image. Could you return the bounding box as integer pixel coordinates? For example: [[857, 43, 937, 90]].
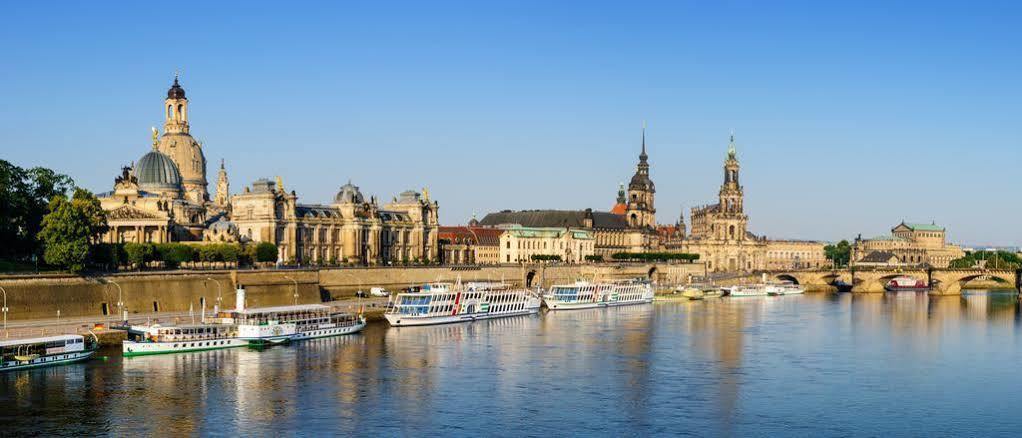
[[639, 120, 648, 161], [220, 158, 225, 170], [727, 129, 737, 159]]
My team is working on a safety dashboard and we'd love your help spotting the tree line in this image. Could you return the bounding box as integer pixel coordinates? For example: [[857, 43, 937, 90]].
[[950, 251, 1021, 270], [610, 252, 700, 262]]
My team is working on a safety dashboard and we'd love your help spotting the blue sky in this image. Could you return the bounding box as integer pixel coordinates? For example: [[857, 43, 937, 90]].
[[2, 1, 1019, 246]]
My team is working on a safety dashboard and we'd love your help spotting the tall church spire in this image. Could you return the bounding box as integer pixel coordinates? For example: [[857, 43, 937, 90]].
[[639, 120, 648, 163]]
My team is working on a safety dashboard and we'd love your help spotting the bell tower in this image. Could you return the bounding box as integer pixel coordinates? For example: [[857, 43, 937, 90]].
[[625, 124, 656, 228], [157, 74, 209, 204], [717, 132, 747, 241]]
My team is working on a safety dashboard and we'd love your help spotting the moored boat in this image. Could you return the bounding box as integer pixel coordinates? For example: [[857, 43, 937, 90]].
[[123, 323, 245, 357], [728, 284, 770, 297], [1, 334, 98, 371], [766, 282, 805, 296], [885, 277, 929, 292], [543, 279, 654, 310], [385, 281, 541, 327]]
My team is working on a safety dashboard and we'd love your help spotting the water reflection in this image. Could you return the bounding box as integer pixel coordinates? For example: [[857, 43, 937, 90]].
[[2, 292, 1022, 436]]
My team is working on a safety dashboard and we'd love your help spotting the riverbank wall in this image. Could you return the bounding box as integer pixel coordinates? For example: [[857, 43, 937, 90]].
[[0, 263, 703, 321]]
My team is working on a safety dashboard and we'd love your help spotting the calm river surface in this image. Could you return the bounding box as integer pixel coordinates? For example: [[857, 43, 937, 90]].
[[3, 291, 1022, 436]]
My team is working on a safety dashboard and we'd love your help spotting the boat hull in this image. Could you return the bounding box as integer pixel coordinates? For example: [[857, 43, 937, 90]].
[[293, 321, 367, 340], [0, 349, 96, 372], [543, 298, 654, 310], [123, 338, 248, 357], [385, 307, 539, 327]]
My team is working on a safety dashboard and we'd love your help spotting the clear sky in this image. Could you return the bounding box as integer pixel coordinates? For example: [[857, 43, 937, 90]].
[[2, 1, 1019, 246]]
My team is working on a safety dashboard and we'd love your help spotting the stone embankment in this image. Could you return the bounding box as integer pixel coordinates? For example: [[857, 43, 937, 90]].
[[0, 263, 703, 324]]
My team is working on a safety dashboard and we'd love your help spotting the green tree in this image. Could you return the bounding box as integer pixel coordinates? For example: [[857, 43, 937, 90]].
[[254, 242, 278, 263], [37, 188, 108, 273], [824, 240, 852, 267], [1, 160, 75, 261], [124, 243, 155, 269], [156, 243, 195, 269]]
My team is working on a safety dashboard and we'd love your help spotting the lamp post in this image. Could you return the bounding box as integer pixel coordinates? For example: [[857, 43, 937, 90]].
[[206, 277, 223, 314], [108, 279, 125, 322], [1, 286, 8, 339], [285, 276, 299, 306]]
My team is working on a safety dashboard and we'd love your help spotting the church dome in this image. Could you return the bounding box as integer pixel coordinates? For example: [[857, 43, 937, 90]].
[[167, 77, 186, 99], [137, 149, 182, 192], [334, 182, 364, 204], [208, 216, 238, 233]]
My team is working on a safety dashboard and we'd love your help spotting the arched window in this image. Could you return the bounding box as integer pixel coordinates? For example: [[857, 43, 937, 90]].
[[729, 225, 735, 238], [167, 104, 173, 120]]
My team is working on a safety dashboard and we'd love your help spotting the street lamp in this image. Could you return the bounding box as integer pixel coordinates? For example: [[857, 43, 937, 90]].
[[107, 279, 124, 322], [206, 277, 223, 313], [284, 276, 299, 306], [1, 286, 8, 339]]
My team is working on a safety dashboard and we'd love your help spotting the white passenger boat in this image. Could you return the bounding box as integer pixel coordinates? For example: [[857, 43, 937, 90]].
[[288, 305, 367, 341], [1, 334, 98, 371], [728, 284, 770, 297], [766, 282, 805, 296], [213, 287, 296, 345], [123, 323, 245, 357], [543, 279, 654, 310], [384, 281, 541, 327]]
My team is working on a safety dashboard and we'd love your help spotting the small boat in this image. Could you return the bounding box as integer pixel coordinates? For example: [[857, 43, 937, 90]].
[[885, 277, 928, 292], [833, 280, 853, 293], [677, 286, 705, 300], [543, 279, 654, 310], [1, 334, 98, 372]]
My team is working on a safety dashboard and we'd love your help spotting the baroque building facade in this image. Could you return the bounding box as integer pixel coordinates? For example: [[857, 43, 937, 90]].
[[477, 127, 656, 259], [658, 134, 828, 272], [851, 222, 964, 268], [95, 77, 440, 264]]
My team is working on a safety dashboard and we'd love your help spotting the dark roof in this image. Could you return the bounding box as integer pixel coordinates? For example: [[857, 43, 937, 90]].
[[167, 76, 186, 99], [478, 209, 629, 230], [860, 251, 899, 263]]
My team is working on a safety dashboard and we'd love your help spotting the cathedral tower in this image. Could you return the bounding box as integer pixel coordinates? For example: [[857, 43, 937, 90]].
[[158, 75, 208, 204], [717, 133, 748, 241], [214, 159, 230, 207], [625, 124, 656, 228]]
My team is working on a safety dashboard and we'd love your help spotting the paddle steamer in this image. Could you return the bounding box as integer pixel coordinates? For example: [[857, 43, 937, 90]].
[[1, 334, 98, 371]]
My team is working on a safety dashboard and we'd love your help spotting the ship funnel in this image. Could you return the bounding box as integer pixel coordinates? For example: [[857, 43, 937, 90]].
[[235, 286, 246, 311]]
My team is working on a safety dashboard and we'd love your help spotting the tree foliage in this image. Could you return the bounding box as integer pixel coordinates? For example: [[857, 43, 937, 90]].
[[37, 188, 108, 273], [530, 254, 562, 261], [950, 251, 1021, 270], [611, 252, 699, 262], [824, 240, 852, 267], [254, 242, 278, 263], [1, 160, 75, 261]]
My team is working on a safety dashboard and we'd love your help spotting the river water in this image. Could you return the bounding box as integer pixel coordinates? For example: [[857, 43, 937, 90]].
[[2, 291, 1021, 436]]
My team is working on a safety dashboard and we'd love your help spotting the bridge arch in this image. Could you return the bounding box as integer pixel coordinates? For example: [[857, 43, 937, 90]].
[[776, 274, 801, 285]]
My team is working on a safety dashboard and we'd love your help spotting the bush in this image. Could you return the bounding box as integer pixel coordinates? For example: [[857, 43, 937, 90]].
[[254, 242, 278, 263], [155, 243, 195, 269], [585, 255, 604, 262], [531, 254, 562, 262], [124, 243, 155, 269], [610, 252, 700, 262], [218, 244, 240, 263]]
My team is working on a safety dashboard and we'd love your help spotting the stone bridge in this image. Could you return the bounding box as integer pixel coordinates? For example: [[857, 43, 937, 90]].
[[766, 268, 1022, 295]]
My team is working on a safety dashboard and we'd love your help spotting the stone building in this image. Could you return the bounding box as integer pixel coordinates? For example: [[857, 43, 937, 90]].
[[851, 222, 965, 268], [230, 179, 439, 265], [95, 76, 439, 265], [97, 77, 225, 244], [765, 240, 829, 270], [497, 225, 595, 263], [437, 226, 502, 265], [478, 127, 656, 258], [658, 134, 827, 272]]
